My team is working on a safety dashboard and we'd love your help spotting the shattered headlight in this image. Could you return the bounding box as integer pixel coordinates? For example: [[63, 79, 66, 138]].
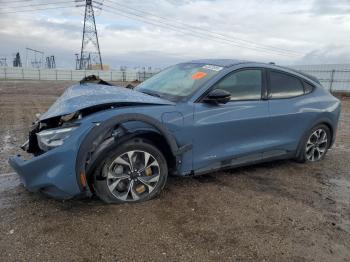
[[36, 125, 79, 151]]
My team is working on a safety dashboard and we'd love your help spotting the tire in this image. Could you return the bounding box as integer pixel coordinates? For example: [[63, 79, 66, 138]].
[[296, 124, 331, 163], [93, 138, 168, 204]]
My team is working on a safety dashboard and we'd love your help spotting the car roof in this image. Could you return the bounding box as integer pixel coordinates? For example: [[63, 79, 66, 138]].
[[188, 59, 249, 67]]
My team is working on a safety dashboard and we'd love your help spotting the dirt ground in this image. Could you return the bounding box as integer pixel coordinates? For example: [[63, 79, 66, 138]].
[[0, 80, 349, 262]]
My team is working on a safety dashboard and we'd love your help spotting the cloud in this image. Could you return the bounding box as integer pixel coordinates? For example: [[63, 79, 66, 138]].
[[0, 0, 350, 68], [105, 22, 142, 31], [298, 45, 350, 65], [311, 0, 350, 16]]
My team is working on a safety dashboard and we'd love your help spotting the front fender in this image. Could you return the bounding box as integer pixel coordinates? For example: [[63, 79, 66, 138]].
[[75, 113, 191, 191]]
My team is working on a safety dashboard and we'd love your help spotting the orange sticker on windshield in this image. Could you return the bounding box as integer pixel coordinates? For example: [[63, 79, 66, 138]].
[[192, 71, 207, 80]]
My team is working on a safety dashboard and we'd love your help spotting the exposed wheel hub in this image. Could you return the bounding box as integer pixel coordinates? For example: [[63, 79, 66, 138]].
[[129, 170, 140, 179]]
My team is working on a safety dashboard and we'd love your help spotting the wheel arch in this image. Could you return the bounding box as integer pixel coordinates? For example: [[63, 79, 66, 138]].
[[296, 118, 334, 158], [319, 121, 333, 145], [312, 119, 334, 147], [75, 113, 190, 193], [132, 131, 177, 172]]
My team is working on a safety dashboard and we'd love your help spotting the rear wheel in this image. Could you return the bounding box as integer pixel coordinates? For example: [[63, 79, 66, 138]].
[[93, 138, 168, 203], [296, 124, 331, 163]]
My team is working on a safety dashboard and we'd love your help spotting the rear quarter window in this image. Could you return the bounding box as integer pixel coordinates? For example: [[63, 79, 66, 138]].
[[303, 81, 315, 94], [269, 71, 304, 99]]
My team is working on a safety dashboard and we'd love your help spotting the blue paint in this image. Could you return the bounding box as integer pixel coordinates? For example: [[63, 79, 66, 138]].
[[9, 60, 341, 199], [39, 83, 174, 120]]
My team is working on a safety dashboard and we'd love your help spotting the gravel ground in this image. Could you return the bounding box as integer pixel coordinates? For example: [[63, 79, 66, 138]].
[[0, 80, 349, 262]]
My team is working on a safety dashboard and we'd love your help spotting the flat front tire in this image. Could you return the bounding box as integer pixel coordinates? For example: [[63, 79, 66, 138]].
[[93, 138, 168, 203]]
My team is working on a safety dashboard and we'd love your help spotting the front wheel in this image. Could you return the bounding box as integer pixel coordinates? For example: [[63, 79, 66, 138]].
[[296, 124, 331, 163], [93, 138, 168, 203]]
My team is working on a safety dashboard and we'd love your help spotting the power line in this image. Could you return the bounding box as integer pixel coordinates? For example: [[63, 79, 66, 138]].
[[0, 0, 74, 10], [0, 0, 302, 58], [101, 8, 282, 57], [0, 0, 36, 4], [101, 2, 299, 57], [101, 3, 299, 57], [104, 0, 301, 56], [0, 5, 75, 15]]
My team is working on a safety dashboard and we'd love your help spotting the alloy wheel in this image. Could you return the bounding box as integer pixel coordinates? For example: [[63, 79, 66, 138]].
[[305, 128, 328, 161], [106, 150, 160, 201]]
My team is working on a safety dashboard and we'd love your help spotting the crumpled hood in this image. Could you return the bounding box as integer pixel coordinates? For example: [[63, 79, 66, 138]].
[[39, 83, 174, 120]]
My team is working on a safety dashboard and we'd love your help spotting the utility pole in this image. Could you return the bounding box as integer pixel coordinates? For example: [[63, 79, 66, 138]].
[[45, 56, 56, 69], [13, 52, 22, 67], [75, 53, 79, 70], [26, 47, 44, 68], [0, 58, 7, 67], [76, 0, 103, 70]]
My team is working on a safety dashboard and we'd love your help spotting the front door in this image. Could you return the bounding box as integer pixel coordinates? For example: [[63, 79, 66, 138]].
[[192, 68, 271, 172]]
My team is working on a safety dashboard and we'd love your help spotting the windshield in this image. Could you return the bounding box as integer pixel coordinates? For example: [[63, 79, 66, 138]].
[[135, 63, 223, 100]]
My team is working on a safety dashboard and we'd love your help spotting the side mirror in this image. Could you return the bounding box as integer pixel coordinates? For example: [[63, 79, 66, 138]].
[[203, 89, 231, 104]]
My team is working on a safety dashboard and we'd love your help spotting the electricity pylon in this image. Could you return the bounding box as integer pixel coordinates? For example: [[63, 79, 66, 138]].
[[77, 0, 103, 70]]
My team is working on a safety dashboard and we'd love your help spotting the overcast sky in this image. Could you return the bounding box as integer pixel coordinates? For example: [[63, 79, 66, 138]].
[[0, 0, 349, 69]]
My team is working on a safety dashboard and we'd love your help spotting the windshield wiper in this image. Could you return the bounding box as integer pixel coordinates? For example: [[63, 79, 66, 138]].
[[139, 90, 161, 98]]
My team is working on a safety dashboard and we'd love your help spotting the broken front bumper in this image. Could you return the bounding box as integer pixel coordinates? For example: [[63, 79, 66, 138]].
[[9, 152, 81, 199], [8, 124, 93, 199]]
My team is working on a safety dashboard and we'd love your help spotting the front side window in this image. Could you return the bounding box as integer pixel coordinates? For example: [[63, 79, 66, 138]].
[[269, 71, 304, 98], [213, 69, 262, 101]]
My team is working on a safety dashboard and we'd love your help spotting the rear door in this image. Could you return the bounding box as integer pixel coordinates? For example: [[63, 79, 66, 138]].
[[192, 68, 271, 172], [266, 70, 313, 155]]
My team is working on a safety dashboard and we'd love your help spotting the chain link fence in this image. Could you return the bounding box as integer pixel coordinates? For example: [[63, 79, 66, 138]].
[[289, 64, 350, 92], [1, 65, 350, 92], [0, 67, 157, 82]]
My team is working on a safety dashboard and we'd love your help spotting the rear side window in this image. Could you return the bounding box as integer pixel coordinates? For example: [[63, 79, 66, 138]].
[[304, 81, 314, 94], [269, 71, 304, 98], [214, 69, 262, 101]]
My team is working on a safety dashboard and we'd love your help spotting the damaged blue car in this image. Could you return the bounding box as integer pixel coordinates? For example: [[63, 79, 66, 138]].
[[9, 59, 341, 203]]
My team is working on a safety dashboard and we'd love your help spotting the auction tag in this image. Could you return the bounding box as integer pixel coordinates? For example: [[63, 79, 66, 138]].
[[192, 71, 207, 80], [202, 65, 223, 71]]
